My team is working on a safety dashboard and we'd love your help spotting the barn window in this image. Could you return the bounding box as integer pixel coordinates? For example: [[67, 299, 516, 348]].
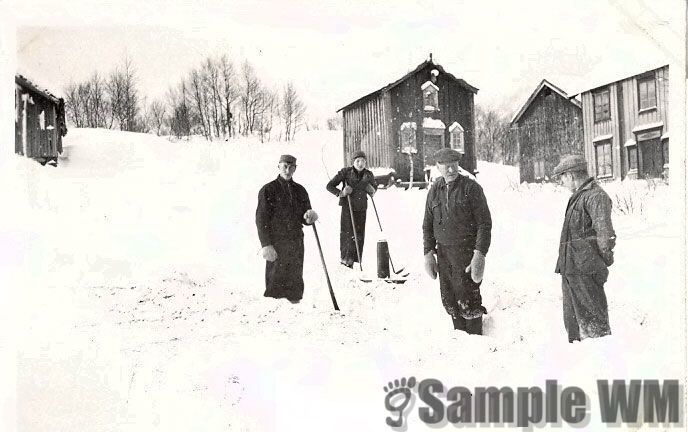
[[421, 81, 439, 112], [533, 159, 545, 179], [15, 88, 20, 124], [39, 110, 45, 130], [595, 140, 613, 177], [637, 73, 657, 111], [448, 122, 464, 153], [400, 122, 417, 153], [593, 88, 610, 122], [627, 145, 638, 171]]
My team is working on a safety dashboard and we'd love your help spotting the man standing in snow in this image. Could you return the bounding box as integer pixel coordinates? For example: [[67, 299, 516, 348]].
[[422, 148, 492, 335], [256, 154, 319, 304], [326, 150, 378, 268], [553, 154, 616, 342]]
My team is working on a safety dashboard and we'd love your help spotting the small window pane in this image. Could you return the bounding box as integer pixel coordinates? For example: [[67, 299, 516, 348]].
[[628, 146, 638, 170]]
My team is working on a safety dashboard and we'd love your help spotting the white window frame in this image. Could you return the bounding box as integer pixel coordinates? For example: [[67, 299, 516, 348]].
[[448, 122, 465, 154]]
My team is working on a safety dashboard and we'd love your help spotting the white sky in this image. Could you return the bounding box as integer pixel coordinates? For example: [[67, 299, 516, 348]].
[[1, 0, 685, 122]]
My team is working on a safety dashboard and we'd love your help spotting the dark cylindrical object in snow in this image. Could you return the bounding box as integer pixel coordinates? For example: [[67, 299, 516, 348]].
[[377, 240, 390, 279]]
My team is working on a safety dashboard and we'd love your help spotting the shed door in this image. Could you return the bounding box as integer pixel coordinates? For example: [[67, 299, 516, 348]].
[[640, 138, 663, 178]]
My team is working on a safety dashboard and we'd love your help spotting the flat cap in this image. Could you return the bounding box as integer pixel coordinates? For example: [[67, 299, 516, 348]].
[[552, 154, 587, 176], [352, 150, 366, 161], [279, 154, 297, 164], [434, 148, 462, 164]]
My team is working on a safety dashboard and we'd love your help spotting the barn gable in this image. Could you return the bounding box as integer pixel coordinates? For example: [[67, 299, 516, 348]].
[[339, 58, 479, 185]]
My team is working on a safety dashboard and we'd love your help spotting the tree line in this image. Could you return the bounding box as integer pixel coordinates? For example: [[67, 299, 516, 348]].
[[64, 56, 308, 142], [474, 105, 518, 166]]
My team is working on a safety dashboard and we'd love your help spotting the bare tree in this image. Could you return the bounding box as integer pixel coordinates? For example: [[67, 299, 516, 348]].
[[281, 81, 306, 141], [202, 58, 223, 138], [239, 61, 263, 135], [257, 87, 278, 143], [148, 99, 166, 136], [218, 55, 237, 139], [189, 68, 211, 139], [475, 105, 516, 164], [85, 72, 109, 128], [64, 81, 85, 128], [326, 114, 342, 131], [107, 57, 140, 132], [167, 80, 192, 139]]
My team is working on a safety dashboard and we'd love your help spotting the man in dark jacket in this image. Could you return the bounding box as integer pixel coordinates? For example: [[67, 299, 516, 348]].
[[256, 154, 319, 303], [422, 148, 492, 335], [553, 154, 616, 342], [326, 150, 377, 268]]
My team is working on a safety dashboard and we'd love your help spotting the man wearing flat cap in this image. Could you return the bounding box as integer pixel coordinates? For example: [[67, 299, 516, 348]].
[[256, 154, 319, 303], [422, 148, 492, 334], [552, 154, 616, 342], [326, 150, 377, 268]]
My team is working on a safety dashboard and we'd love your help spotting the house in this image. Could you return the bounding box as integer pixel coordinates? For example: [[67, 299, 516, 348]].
[[337, 56, 478, 185], [579, 65, 669, 180], [510, 79, 583, 183], [15, 74, 68, 165]]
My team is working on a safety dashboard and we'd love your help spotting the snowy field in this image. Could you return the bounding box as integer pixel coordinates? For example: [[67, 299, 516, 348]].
[[3, 128, 685, 431]]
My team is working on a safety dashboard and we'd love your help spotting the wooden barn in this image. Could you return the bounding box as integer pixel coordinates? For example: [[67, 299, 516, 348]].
[[337, 56, 478, 185], [579, 65, 669, 181], [510, 79, 583, 183], [15, 74, 68, 165]]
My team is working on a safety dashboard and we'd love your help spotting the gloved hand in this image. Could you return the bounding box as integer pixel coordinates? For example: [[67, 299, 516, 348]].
[[366, 184, 376, 197], [465, 250, 486, 283], [303, 209, 319, 224], [424, 251, 438, 279], [339, 185, 353, 197], [261, 245, 277, 262]]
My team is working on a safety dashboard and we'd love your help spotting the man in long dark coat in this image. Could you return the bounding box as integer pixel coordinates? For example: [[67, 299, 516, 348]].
[[326, 150, 377, 268], [553, 154, 616, 342], [422, 148, 492, 335], [256, 154, 319, 303]]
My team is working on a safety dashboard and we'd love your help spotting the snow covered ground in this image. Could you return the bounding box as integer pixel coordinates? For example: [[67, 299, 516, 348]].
[[3, 128, 685, 431]]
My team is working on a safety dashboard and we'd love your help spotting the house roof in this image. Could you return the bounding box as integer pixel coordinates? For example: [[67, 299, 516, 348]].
[[572, 63, 669, 96], [337, 59, 479, 113], [510, 79, 581, 126], [15, 73, 63, 105]]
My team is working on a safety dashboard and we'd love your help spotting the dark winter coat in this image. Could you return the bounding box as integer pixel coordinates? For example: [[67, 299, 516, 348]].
[[422, 175, 492, 255], [555, 178, 616, 275], [256, 175, 312, 247], [326, 167, 377, 212]]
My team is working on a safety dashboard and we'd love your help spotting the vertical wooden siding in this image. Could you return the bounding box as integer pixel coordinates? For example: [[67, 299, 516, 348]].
[[515, 90, 583, 182], [583, 66, 669, 180], [341, 94, 393, 169]]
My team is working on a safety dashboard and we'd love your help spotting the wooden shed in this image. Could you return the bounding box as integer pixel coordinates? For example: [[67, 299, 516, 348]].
[[337, 57, 478, 185], [15, 74, 68, 165], [579, 65, 669, 181], [510, 79, 583, 183]]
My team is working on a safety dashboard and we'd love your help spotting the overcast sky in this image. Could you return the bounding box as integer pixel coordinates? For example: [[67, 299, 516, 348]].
[[2, 0, 684, 123]]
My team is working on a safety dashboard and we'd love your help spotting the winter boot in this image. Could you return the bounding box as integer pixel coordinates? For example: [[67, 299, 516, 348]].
[[451, 314, 483, 335]]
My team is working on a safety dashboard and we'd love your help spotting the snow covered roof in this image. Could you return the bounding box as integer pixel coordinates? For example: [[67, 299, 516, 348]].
[[15, 73, 63, 105], [572, 63, 669, 96], [423, 117, 445, 129], [421, 81, 439, 91], [400, 121, 417, 130], [632, 121, 664, 133], [448, 122, 464, 133], [510, 79, 581, 126], [592, 133, 613, 142], [624, 139, 636, 147], [337, 59, 478, 112]]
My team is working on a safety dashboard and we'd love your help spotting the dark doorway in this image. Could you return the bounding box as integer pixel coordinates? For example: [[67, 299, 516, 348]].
[[423, 133, 443, 167], [640, 138, 663, 178]]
